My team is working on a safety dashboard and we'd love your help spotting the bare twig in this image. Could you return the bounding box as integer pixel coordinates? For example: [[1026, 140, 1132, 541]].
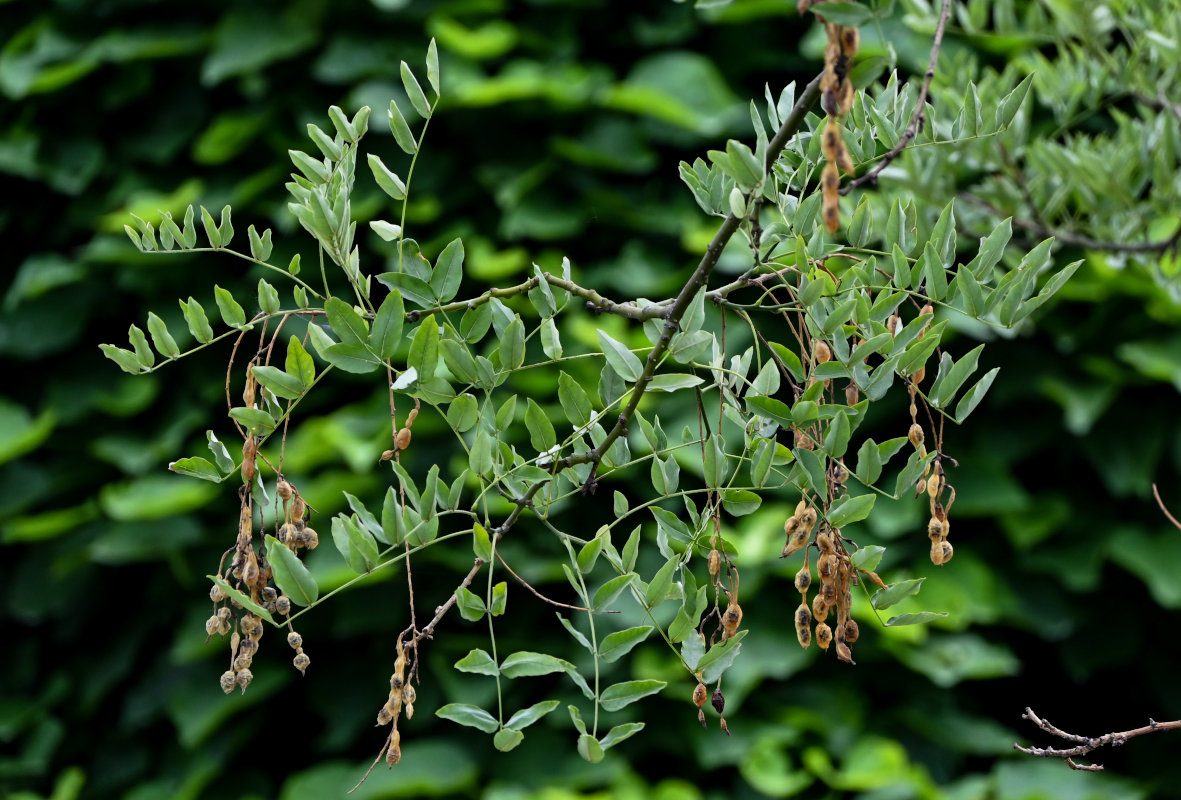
[[411, 557, 485, 645], [1015, 707, 1181, 770], [1153, 483, 1181, 530], [961, 194, 1181, 254], [494, 551, 609, 613], [842, 0, 952, 194]]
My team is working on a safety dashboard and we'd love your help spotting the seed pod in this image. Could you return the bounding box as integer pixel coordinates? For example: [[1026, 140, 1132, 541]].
[[844, 619, 860, 643], [707, 548, 721, 580], [794, 499, 808, 517], [395, 427, 412, 451], [241, 437, 257, 483], [795, 604, 813, 648], [235, 668, 254, 692], [302, 528, 319, 550], [815, 622, 833, 650], [840, 25, 860, 56], [233, 654, 253, 672], [711, 687, 725, 715], [290, 494, 306, 521], [698, 708, 707, 728], [794, 565, 812, 594], [812, 591, 830, 622], [276, 595, 291, 615], [822, 118, 842, 163], [912, 366, 926, 385], [205, 615, 221, 637], [930, 539, 945, 566], [276, 479, 293, 501], [210, 582, 228, 603], [238, 504, 252, 543], [406, 406, 419, 427], [837, 78, 855, 115], [722, 601, 743, 638], [377, 704, 393, 726], [814, 340, 832, 364], [380, 449, 395, 463], [693, 682, 707, 708], [818, 552, 837, 580], [794, 427, 815, 450], [287, 631, 303, 650], [386, 730, 402, 766], [800, 507, 818, 533], [293, 652, 310, 674], [242, 550, 260, 589], [261, 586, 278, 603], [821, 162, 840, 234], [908, 423, 924, 448], [940, 540, 954, 564], [784, 515, 801, 537], [782, 529, 810, 558], [816, 530, 834, 552], [928, 517, 944, 540], [220, 670, 237, 695], [720, 717, 731, 736], [243, 370, 257, 406], [887, 313, 902, 337]]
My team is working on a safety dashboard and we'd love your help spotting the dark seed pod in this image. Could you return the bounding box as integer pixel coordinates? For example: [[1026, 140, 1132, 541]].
[[928, 517, 944, 540], [795, 603, 813, 648], [815, 622, 833, 650], [261, 586, 278, 603], [844, 619, 860, 643], [711, 687, 725, 715], [794, 565, 812, 594]]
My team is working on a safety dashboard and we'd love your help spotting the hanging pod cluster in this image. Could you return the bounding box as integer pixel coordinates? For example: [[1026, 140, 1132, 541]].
[[801, 0, 861, 233], [374, 633, 416, 766]]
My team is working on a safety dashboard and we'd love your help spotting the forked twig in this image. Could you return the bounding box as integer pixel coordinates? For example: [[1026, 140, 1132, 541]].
[[1015, 707, 1181, 771]]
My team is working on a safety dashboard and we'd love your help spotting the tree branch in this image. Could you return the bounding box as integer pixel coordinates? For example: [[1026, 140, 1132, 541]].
[[1015, 707, 1181, 770], [841, 0, 952, 194]]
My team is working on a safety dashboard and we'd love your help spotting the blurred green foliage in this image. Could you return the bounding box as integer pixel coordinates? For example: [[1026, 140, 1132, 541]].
[[3, 0, 1181, 798]]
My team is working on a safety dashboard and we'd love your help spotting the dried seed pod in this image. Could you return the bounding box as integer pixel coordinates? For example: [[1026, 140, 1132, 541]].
[[287, 631, 303, 649], [837, 76, 855, 115], [816, 530, 834, 553], [840, 26, 860, 57], [818, 552, 837, 580], [238, 504, 252, 544], [261, 586, 278, 603], [302, 528, 319, 550], [377, 704, 393, 726], [928, 517, 944, 540], [794, 427, 815, 450], [815, 622, 833, 650], [711, 687, 725, 715], [821, 162, 840, 234], [233, 654, 253, 672], [210, 583, 228, 603], [205, 615, 221, 637], [782, 529, 810, 558], [386, 729, 402, 766], [784, 515, 801, 537], [293, 652, 310, 674], [395, 427, 412, 451], [814, 340, 832, 364], [276, 595, 291, 615], [722, 601, 743, 638], [940, 540, 954, 564], [794, 499, 808, 517], [243, 371, 257, 406], [812, 591, 830, 622], [822, 117, 842, 163], [406, 406, 419, 427], [930, 539, 945, 566], [241, 437, 257, 483], [692, 682, 707, 708], [276, 479, 293, 501], [220, 670, 237, 695], [795, 604, 813, 648], [794, 565, 812, 594], [235, 668, 253, 692], [800, 507, 818, 532], [912, 366, 926, 385], [844, 619, 860, 643], [720, 717, 731, 736], [290, 494, 306, 521], [218, 606, 232, 621], [919, 303, 934, 317], [707, 548, 722, 581], [908, 423, 924, 447]]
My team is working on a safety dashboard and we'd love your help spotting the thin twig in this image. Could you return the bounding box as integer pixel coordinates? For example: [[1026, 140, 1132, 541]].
[[960, 194, 1181, 254], [1015, 707, 1181, 770], [412, 557, 485, 645], [494, 551, 608, 613], [842, 0, 952, 194], [1152, 483, 1181, 530]]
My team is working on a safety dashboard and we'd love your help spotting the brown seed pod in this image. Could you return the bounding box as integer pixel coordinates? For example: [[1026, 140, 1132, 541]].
[[386, 729, 402, 766], [276, 595, 292, 615], [376, 704, 393, 726], [813, 340, 832, 364], [795, 604, 813, 648], [794, 565, 812, 594], [822, 117, 842, 163], [821, 162, 840, 234], [276, 479, 293, 501], [707, 548, 722, 580], [794, 427, 815, 450], [940, 540, 954, 564], [815, 622, 833, 650], [395, 427, 412, 451], [844, 619, 860, 643], [818, 552, 837, 580], [287, 631, 303, 649], [816, 530, 834, 553], [782, 529, 811, 558], [238, 504, 252, 543], [908, 423, 924, 447], [380, 449, 395, 463], [302, 528, 319, 550], [290, 494, 306, 521], [912, 366, 926, 385], [722, 601, 743, 638], [220, 670, 237, 695], [711, 687, 725, 715], [812, 591, 830, 622], [837, 79, 855, 115], [241, 437, 257, 482], [928, 517, 944, 540], [930, 539, 945, 566], [242, 550, 260, 590], [210, 583, 228, 603], [886, 313, 902, 337], [235, 668, 254, 692], [840, 26, 860, 57], [784, 515, 801, 537], [293, 652, 311, 674], [692, 682, 708, 708], [406, 406, 419, 427], [845, 382, 860, 405], [205, 615, 220, 637]]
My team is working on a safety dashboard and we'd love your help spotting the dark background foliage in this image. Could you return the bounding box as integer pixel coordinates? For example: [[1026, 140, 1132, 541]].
[[2, 1, 1179, 798]]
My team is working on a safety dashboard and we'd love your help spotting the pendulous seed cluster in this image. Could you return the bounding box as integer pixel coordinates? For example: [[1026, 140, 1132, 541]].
[[800, 0, 861, 233], [374, 633, 416, 766]]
